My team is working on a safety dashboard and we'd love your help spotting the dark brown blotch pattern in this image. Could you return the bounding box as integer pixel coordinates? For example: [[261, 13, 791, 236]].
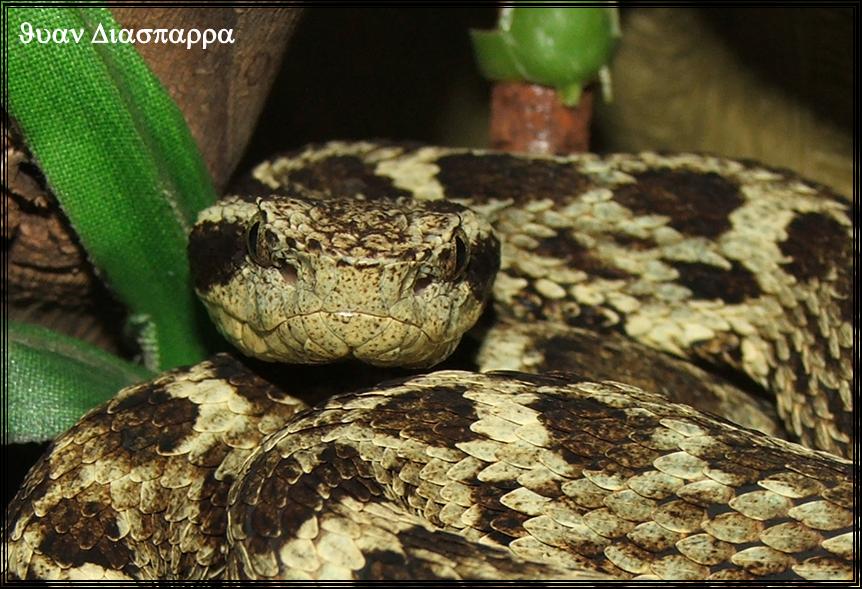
[[535, 234, 632, 280], [188, 220, 247, 293], [671, 260, 761, 304], [779, 211, 853, 330], [374, 384, 475, 446], [779, 213, 850, 285], [287, 155, 412, 200], [463, 233, 501, 302], [208, 353, 297, 407], [534, 328, 779, 431], [613, 170, 744, 238], [388, 522, 564, 579], [435, 153, 593, 204], [35, 498, 138, 574]]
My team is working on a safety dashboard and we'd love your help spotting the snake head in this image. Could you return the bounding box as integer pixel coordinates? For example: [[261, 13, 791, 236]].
[[188, 193, 499, 368]]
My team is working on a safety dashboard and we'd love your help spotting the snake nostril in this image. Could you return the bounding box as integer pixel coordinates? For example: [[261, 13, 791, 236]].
[[280, 262, 298, 285], [413, 275, 433, 296]]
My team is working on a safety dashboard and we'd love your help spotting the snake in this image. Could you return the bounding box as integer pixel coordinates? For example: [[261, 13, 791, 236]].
[[3, 142, 855, 580]]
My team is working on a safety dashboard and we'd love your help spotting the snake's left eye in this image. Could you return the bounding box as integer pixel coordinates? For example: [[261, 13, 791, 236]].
[[451, 232, 470, 281], [246, 220, 271, 267]]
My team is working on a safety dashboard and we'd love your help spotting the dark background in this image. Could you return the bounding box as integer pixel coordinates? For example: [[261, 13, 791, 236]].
[[233, 7, 499, 180]]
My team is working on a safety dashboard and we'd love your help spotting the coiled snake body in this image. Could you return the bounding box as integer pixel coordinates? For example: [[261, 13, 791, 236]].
[[4, 143, 855, 580]]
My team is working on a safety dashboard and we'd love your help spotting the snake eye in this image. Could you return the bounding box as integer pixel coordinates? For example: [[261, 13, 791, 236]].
[[246, 220, 271, 267], [451, 232, 470, 281]]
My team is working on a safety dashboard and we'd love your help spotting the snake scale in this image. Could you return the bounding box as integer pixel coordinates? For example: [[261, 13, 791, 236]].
[[4, 142, 855, 580]]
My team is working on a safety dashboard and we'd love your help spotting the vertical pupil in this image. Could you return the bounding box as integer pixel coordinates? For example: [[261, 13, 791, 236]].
[[247, 221, 261, 255], [454, 236, 468, 276]]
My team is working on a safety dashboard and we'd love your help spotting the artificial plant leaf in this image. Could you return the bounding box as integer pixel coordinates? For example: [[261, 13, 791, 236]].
[[6, 7, 220, 370], [6, 321, 155, 444]]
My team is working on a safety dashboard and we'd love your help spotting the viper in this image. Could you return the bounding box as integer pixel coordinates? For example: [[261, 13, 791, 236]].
[[4, 143, 854, 580]]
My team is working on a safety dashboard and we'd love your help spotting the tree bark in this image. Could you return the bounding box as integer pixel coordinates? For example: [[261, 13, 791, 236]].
[[110, 6, 302, 191]]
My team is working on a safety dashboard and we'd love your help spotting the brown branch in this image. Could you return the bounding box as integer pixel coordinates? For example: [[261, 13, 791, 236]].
[[489, 82, 595, 155]]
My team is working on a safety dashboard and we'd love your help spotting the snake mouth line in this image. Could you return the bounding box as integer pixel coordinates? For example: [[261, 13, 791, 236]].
[[218, 306, 439, 345]]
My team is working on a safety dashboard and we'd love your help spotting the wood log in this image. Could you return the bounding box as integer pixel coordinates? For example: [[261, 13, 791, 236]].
[[110, 6, 302, 192]]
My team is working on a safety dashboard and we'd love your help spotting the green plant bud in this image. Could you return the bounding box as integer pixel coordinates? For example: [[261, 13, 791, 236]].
[[472, 5, 619, 105]]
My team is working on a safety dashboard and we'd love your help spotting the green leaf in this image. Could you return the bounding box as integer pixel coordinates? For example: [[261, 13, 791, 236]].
[[5, 321, 155, 444], [5, 7, 220, 370]]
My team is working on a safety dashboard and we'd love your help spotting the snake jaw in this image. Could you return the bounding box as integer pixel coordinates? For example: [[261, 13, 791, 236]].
[[190, 193, 498, 367], [201, 307, 459, 368]]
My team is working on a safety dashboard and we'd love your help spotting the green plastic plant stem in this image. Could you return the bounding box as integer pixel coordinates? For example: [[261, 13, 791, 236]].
[[6, 321, 155, 444], [5, 6, 218, 370]]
